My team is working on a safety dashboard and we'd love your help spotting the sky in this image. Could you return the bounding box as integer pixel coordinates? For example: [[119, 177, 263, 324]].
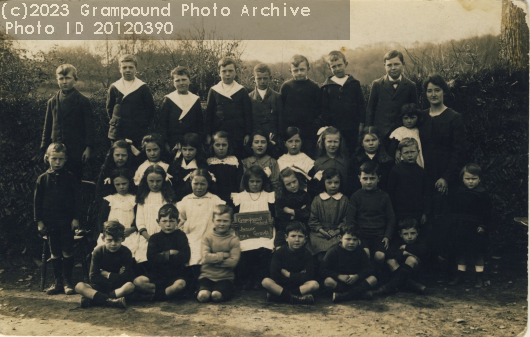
[[15, 0, 503, 64]]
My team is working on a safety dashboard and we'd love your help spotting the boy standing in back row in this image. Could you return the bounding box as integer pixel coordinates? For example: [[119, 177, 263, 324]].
[[365, 50, 417, 143], [320, 51, 366, 153]]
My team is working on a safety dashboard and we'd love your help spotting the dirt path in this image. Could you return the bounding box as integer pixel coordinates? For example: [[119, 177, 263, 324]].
[[0, 260, 527, 337]]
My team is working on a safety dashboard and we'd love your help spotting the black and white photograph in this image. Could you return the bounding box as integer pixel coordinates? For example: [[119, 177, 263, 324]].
[[0, 0, 528, 335]]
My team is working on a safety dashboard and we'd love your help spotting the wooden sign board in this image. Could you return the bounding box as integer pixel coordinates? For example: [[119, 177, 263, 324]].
[[234, 211, 273, 241]]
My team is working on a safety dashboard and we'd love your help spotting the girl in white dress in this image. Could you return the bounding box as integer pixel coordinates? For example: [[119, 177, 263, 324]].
[[177, 168, 225, 279], [96, 168, 139, 260], [388, 103, 424, 167], [231, 166, 275, 290], [135, 164, 175, 266]]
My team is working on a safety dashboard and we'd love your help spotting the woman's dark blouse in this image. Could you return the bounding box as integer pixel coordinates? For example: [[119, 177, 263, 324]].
[[419, 108, 466, 184]]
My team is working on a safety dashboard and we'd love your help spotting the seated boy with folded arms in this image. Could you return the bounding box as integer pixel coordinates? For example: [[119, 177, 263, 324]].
[[374, 218, 428, 295], [133, 204, 190, 301], [321, 224, 377, 303], [197, 205, 241, 303], [262, 223, 319, 304], [75, 221, 135, 308]]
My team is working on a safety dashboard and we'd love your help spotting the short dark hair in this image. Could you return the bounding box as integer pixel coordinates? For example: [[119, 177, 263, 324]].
[[398, 218, 419, 231], [218, 57, 237, 70], [286, 222, 307, 237], [326, 51, 346, 64], [102, 220, 125, 239], [339, 224, 360, 237], [279, 167, 307, 193], [213, 204, 233, 220], [359, 161, 379, 176], [56, 64, 78, 81], [171, 66, 190, 79], [282, 126, 303, 142], [158, 204, 179, 221], [253, 63, 271, 76], [383, 50, 404, 64], [290, 55, 309, 68], [422, 74, 449, 94], [319, 168, 342, 193], [119, 54, 138, 68], [397, 138, 419, 151], [399, 103, 424, 126], [461, 163, 483, 179]]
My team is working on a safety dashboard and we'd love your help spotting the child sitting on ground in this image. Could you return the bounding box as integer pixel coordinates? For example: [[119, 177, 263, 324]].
[[374, 218, 428, 295], [35, 143, 82, 295], [347, 161, 395, 278], [197, 205, 241, 303], [133, 204, 190, 301], [76, 221, 135, 308], [321, 224, 376, 303], [262, 223, 319, 304]]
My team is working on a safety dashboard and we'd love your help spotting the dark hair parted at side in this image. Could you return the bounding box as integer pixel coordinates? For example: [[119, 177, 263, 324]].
[[285, 222, 308, 237], [171, 66, 190, 79], [461, 163, 483, 179], [339, 224, 360, 237], [218, 57, 237, 70], [136, 164, 175, 204], [290, 55, 310, 68], [383, 50, 404, 64], [158, 203, 179, 220], [422, 74, 450, 94], [282, 126, 303, 143], [359, 161, 380, 176], [241, 165, 271, 192], [253, 63, 271, 76], [247, 129, 271, 156], [398, 218, 419, 231], [103, 220, 125, 239]]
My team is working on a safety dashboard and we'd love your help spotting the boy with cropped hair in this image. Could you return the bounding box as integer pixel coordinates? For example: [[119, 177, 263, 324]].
[[133, 204, 190, 301], [205, 56, 252, 158], [249, 63, 283, 147], [280, 55, 321, 156], [107, 54, 156, 148], [374, 218, 428, 295], [347, 161, 395, 276], [321, 224, 377, 303], [365, 50, 418, 141], [321, 50, 366, 152], [75, 221, 135, 308], [41, 64, 95, 180], [35, 142, 82, 295], [197, 205, 241, 303], [262, 222, 319, 304]]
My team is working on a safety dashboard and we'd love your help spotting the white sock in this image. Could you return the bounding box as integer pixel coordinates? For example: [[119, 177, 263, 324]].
[[475, 265, 484, 272], [457, 265, 467, 272]]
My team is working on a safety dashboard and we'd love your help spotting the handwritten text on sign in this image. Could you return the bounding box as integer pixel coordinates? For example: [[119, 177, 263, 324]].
[[234, 211, 273, 241]]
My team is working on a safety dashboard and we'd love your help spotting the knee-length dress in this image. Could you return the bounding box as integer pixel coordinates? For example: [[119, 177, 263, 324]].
[[176, 192, 226, 266], [96, 193, 140, 261], [308, 192, 348, 255]]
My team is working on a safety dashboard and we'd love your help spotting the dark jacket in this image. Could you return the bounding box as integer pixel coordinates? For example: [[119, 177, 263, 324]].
[[41, 88, 95, 159], [205, 85, 252, 141], [320, 75, 366, 130], [106, 82, 156, 146], [249, 88, 283, 139], [159, 93, 204, 149], [365, 75, 418, 137], [280, 78, 321, 129]]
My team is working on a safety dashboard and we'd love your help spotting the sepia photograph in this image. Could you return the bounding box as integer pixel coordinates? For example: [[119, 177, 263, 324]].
[[0, 0, 528, 335]]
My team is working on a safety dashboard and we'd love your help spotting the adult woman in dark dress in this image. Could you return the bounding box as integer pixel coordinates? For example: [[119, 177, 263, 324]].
[[419, 74, 466, 275]]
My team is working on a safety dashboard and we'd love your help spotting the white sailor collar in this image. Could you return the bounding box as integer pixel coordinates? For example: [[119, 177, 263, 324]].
[[165, 90, 199, 120], [112, 78, 146, 99], [319, 192, 344, 201], [211, 80, 244, 100]]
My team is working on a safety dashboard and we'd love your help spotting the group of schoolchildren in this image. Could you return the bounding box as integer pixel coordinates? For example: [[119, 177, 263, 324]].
[[34, 49, 490, 309]]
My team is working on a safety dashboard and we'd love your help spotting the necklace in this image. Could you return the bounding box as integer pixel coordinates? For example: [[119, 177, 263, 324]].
[[249, 191, 262, 201]]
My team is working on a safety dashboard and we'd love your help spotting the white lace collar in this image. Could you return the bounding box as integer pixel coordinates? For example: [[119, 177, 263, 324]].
[[211, 80, 244, 99], [319, 192, 343, 201], [113, 77, 146, 99], [165, 90, 199, 120], [207, 156, 239, 167]]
